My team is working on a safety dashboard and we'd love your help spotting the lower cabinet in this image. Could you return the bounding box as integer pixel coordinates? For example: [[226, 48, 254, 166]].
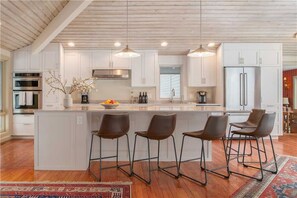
[[13, 115, 34, 136]]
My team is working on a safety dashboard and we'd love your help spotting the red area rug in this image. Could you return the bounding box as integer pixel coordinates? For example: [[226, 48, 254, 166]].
[[232, 155, 297, 198], [0, 181, 131, 198]]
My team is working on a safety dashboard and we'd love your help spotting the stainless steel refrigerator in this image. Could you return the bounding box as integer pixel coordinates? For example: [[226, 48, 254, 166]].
[[224, 67, 261, 111]]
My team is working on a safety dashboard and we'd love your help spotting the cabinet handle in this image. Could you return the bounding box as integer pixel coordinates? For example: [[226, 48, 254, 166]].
[[46, 105, 54, 107], [23, 123, 32, 126], [277, 52, 279, 64], [259, 57, 262, 65], [242, 58, 244, 65]]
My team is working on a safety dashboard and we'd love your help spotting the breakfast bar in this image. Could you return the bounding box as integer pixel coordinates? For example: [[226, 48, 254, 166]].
[[34, 104, 229, 170]]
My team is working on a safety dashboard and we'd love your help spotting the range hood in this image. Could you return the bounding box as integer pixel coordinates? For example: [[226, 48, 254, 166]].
[[92, 69, 130, 79]]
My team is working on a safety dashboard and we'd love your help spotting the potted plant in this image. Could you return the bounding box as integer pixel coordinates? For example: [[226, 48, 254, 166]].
[[45, 71, 95, 108]]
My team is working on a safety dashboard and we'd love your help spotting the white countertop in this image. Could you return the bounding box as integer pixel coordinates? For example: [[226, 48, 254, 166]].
[[35, 104, 249, 113]]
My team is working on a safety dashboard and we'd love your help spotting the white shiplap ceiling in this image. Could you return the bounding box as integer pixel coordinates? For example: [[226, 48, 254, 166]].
[[0, 0, 297, 66]]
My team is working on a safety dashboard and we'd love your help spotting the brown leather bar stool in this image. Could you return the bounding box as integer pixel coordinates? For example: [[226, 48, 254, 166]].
[[88, 114, 131, 181], [227, 109, 267, 163], [131, 114, 179, 184], [179, 115, 229, 185], [228, 113, 278, 181]]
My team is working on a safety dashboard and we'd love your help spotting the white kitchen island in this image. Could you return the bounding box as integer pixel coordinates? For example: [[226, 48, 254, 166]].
[[34, 104, 233, 171]]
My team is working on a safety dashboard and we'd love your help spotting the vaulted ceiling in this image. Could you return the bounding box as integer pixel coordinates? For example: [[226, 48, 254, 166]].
[[1, 0, 296, 66]]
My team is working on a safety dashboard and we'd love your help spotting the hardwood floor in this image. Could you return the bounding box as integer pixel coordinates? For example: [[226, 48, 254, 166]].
[[1, 134, 297, 198]]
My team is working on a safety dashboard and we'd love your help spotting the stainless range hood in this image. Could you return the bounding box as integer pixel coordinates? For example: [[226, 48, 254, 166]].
[[92, 69, 130, 79]]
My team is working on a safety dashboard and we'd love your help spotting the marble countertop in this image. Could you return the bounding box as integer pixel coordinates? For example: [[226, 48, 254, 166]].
[[35, 104, 249, 113]]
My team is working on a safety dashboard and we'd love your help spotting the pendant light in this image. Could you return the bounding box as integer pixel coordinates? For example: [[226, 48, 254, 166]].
[[115, 0, 140, 58], [187, 0, 215, 57]]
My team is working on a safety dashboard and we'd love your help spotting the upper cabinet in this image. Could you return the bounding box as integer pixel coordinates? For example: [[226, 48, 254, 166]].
[[131, 50, 158, 87], [91, 50, 131, 69], [222, 43, 281, 67], [187, 55, 217, 87], [43, 43, 64, 71]]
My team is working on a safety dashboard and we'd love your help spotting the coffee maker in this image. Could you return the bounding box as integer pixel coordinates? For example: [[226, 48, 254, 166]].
[[197, 91, 207, 103], [81, 93, 89, 104]]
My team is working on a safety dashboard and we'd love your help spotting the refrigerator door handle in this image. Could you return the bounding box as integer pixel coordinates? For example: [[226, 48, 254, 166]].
[[240, 73, 243, 106], [244, 73, 248, 106]]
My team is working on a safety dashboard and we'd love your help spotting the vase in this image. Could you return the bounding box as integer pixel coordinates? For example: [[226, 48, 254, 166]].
[[63, 94, 73, 108]]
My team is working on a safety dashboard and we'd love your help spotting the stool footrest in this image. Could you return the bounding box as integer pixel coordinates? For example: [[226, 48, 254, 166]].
[[133, 156, 158, 163], [180, 157, 202, 163], [90, 155, 117, 161], [243, 163, 277, 174], [179, 173, 207, 186]]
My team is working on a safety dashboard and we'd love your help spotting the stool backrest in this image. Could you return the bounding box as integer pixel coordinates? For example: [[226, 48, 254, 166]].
[[99, 114, 130, 138], [203, 115, 229, 140], [247, 109, 265, 125], [147, 114, 176, 140], [251, 112, 276, 137]]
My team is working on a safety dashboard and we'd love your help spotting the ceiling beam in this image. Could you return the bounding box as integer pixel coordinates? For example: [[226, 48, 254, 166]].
[[31, 0, 93, 54]]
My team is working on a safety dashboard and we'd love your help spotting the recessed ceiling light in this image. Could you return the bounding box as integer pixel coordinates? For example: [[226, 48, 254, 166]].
[[161, 41, 168, 47], [114, 42, 121, 47], [67, 42, 75, 47], [208, 43, 216, 47]]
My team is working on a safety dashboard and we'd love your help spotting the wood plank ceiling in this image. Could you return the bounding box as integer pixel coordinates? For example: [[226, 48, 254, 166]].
[[0, 0, 69, 51], [0, 0, 296, 66]]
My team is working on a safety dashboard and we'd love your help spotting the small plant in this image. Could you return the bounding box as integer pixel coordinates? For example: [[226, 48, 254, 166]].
[[45, 71, 95, 95]]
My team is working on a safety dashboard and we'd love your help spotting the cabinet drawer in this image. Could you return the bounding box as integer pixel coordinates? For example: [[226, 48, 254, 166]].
[[13, 115, 34, 124], [13, 123, 34, 136]]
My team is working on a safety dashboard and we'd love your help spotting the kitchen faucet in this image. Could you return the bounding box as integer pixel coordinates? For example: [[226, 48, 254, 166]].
[[169, 88, 175, 103]]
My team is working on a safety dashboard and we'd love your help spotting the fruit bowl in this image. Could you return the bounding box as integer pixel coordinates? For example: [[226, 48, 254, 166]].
[[101, 103, 119, 109]]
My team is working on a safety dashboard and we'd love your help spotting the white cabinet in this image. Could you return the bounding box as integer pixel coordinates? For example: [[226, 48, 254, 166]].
[[43, 71, 62, 108], [64, 52, 80, 86], [259, 50, 280, 67], [79, 51, 92, 79], [261, 66, 282, 136], [13, 46, 42, 72], [131, 51, 157, 87], [187, 56, 216, 87], [222, 43, 281, 67], [43, 43, 63, 71], [13, 115, 34, 136], [92, 50, 111, 69], [111, 51, 132, 69]]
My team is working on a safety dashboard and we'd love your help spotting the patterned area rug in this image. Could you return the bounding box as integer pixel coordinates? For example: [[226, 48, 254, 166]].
[[0, 181, 131, 198], [232, 155, 297, 198]]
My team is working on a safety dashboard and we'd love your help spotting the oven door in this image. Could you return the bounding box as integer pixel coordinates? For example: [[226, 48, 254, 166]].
[[13, 77, 42, 91], [13, 91, 42, 114]]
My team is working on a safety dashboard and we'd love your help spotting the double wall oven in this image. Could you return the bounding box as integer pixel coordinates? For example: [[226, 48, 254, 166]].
[[13, 73, 42, 114]]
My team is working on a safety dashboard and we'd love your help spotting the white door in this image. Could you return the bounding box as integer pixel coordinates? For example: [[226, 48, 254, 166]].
[[80, 52, 92, 79], [92, 50, 111, 69], [131, 53, 144, 87], [13, 49, 28, 71], [64, 53, 80, 86], [259, 50, 280, 67], [43, 72, 60, 108], [241, 49, 258, 66], [187, 57, 202, 86], [30, 52, 42, 71], [111, 51, 132, 69], [202, 56, 216, 87], [143, 52, 156, 86], [223, 49, 240, 66], [43, 51, 59, 70]]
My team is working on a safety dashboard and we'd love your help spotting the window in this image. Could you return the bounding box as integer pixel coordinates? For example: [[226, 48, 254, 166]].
[[0, 62, 4, 133], [160, 67, 181, 99]]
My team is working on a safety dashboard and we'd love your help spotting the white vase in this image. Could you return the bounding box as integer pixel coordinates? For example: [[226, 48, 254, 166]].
[[63, 94, 73, 108]]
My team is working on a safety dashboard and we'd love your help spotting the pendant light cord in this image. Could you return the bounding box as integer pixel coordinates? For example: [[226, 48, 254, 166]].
[[126, 0, 129, 46], [199, 0, 202, 45]]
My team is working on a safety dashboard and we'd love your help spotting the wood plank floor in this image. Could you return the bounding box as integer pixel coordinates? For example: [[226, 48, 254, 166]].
[[1, 134, 297, 197]]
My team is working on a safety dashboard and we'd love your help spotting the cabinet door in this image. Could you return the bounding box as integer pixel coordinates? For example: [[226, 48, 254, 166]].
[[30, 51, 42, 71], [92, 50, 111, 69], [13, 115, 34, 136], [80, 52, 92, 79], [64, 52, 80, 86], [13, 48, 28, 71], [241, 49, 258, 66], [43, 51, 59, 70], [187, 57, 202, 87], [143, 52, 156, 86], [202, 56, 216, 87], [43, 72, 60, 107], [261, 67, 281, 136], [111, 52, 132, 69], [259, 50, 280, 67], [131, 53, 144, 87], [223, 49, 240, 66]]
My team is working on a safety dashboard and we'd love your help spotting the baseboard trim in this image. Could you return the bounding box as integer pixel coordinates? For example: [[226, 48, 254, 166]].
[[11, 135, 34, 139]]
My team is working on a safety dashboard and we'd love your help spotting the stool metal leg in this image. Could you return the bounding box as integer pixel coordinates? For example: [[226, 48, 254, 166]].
[[99, 137, 102, 181], [88, 134, 94, 170], [157, 136, 179, 178]]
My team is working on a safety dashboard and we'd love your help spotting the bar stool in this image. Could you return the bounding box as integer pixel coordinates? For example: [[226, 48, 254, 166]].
[[131, 114, 179, 184], [88, 114, 131, 181], [227, 109, 267, 163], [228, 113, 278, 181], [179, 115, 229, 185]]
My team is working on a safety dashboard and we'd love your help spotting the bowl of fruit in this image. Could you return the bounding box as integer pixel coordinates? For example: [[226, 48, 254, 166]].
[[101, 99, 120, 109]]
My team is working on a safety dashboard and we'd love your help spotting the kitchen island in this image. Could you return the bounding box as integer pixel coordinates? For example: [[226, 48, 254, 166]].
[[34, 104, 234, 170]]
